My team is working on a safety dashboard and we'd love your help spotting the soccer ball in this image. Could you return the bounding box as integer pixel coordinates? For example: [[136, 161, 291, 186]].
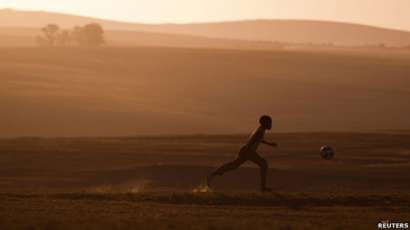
[[320, 145, 335, 160]]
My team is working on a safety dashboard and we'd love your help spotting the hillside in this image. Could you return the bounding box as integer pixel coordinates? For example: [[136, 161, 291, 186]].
[[1, 47, 410, 137], [0, 27, 283, 50], [152, 20, 410, 47], [1, 9, 410, 46]]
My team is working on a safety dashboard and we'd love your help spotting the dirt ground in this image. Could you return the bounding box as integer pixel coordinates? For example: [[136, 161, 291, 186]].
[[0, 132, 409, 229]]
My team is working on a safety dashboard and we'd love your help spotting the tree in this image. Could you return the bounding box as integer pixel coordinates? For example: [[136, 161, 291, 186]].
[[83, 23, 105, 46], [56, 30, 71, 46], [36, 23, 105, 47], [41, 24, 60, 46], [72, 23, 104, 46], [72, 26, 85, 46]]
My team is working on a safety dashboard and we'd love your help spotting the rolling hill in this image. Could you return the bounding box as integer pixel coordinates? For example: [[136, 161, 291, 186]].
[[1, 9, 410, 47], [1, 47, 410, 137]]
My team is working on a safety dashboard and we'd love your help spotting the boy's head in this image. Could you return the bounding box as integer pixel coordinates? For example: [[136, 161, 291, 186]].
[[259, 115, 272, 130]]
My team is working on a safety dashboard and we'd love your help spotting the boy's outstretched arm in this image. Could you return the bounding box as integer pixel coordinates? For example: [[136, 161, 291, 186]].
[[261, 140, 278, 147]]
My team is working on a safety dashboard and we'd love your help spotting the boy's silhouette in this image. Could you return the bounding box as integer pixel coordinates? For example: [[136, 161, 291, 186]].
[[207, 115, 278, 192]]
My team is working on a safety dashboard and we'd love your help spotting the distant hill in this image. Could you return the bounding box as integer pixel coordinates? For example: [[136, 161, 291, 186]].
[[1, 9, 410, 47], [0, 9, 146, 30], [153, 20, 410, 47]]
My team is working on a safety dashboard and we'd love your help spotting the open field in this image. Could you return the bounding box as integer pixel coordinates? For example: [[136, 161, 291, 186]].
[[2, 5, 410, 230], [1, 17, 410, 229], [0, 133, 409, 229], [1, 193, 409, 230], [1, 47, 410, 137]]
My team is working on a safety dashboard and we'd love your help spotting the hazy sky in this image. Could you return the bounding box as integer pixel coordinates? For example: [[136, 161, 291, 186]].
[[1, 0, 410, 30]]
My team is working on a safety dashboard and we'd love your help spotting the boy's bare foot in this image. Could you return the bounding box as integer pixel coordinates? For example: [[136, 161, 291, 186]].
[[261, 187, 272, 192]]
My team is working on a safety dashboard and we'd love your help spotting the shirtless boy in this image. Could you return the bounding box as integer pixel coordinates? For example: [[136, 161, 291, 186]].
[[207, 115, 278, 192]]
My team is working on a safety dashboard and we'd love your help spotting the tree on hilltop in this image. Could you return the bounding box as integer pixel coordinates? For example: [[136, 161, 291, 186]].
[[36, 23, 105, 47], [72, 23, 105, 46], [39, 24, 60, 46]]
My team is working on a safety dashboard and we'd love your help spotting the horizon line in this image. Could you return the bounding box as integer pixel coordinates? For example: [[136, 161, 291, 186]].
[[1, 8, 410, 33]]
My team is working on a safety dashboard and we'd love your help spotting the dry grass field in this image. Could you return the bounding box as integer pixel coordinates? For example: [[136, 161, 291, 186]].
[[1, 47, 410, 137], [2, 7, 410, 230], [1, 20, 410, 229], [0, 133, 409, 229]]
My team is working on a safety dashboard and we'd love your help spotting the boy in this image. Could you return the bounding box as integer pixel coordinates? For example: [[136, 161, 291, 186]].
[[207, 115, 277, 192]]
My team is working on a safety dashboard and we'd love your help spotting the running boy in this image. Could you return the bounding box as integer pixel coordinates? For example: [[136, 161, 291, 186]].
[[207, 115, 277, 192]]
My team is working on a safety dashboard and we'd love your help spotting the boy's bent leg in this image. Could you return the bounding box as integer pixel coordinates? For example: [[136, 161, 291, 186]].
[[212, 158, 246, 176], [248, 153, 269, 191], [207, 157, 246, 187]]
